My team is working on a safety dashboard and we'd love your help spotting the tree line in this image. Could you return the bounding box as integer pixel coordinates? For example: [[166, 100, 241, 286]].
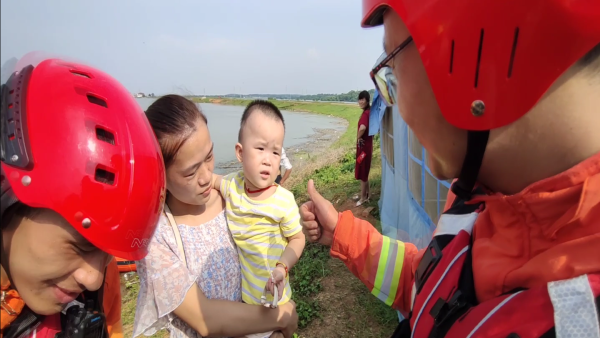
[[202, 89, 376, 102]]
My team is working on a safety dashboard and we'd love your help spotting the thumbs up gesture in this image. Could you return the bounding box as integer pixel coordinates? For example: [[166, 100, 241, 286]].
[[300, 180, 339, 246]]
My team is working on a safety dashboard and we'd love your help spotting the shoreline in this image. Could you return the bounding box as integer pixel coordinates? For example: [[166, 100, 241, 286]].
[[193, 96, 360, 153], [195, 97, 353, 182], [215, 126, 348, 175]]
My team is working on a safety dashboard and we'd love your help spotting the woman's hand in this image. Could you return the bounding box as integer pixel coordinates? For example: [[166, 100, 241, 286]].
[[278, 301, 298, 338], [357, 138, 365, 147], [300, 180, 338, 246]]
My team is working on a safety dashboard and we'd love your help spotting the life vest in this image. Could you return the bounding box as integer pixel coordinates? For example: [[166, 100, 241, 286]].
[[1, 284, 26, 338], [1, 280, 108, 338], [391, 195, 600, 338]]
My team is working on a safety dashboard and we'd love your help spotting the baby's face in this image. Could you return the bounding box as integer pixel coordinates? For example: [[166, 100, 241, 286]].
[[237, 111, 284, 190]]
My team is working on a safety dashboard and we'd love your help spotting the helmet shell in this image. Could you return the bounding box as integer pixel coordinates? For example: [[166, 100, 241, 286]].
[[362, 0, 600, 130], [1, 55, 166, 260]]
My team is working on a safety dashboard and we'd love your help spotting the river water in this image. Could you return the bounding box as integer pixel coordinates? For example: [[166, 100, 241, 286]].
[[136, 98, 346, 173]]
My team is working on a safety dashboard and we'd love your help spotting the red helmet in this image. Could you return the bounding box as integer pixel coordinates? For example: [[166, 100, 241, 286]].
[[362, 0, 600, 131], [1, 53, 166, 260], [363, 0, 600, 198]]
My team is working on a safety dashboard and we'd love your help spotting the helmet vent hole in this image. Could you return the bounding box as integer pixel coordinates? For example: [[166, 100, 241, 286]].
[[474, 29, 485, 88], [70, 70, 91, 78], [449, 40, 455, 74], [96, 127, 115, 145], [87, 94, 107, 108], [508, 27, 520, 78], [95, 167, 115, 185]]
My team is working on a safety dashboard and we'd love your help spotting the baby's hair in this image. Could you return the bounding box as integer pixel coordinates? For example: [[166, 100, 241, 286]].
[[238, 100, 285, 142]]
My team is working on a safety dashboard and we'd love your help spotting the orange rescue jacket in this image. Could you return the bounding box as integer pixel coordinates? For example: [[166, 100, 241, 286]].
[[331, 151, 600, 316]]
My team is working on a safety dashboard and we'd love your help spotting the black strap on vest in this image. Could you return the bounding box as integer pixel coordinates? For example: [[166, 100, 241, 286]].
[[427, 240, 476, 338], [450, 130, 489, 201], [2, 307, 43, 338], [391, 189, 484, 338]]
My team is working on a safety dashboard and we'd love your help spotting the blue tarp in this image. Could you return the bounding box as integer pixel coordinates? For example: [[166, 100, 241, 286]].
[[377, 105, 451, 321], [369, 90, 387, 136], [378, 105, 438, 248]]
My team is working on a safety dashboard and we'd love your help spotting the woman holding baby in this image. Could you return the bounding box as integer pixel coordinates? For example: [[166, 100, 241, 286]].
[[132, 95, 298, 338]]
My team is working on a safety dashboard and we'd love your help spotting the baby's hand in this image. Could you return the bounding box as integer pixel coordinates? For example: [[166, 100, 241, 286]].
[[267, 266, 286, 300]]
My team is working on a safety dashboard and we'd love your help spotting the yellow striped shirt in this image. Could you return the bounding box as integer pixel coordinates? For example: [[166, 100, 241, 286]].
[[220, 171, 301, 305]]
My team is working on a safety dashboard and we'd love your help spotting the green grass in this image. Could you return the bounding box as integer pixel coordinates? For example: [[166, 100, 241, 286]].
[[289, 242, 331, 328], [285, 140, 398, 335], [121, 277, 138, 329], [284, 140, 392, 330]]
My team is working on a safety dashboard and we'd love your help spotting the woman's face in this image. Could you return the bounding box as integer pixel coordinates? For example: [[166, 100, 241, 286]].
[[166, 119, 215, 206], [2, 209, 111, 315], [358, 98, 368, 109]]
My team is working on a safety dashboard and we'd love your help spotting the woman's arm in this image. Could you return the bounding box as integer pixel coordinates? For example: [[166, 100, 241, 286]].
[[279, 154, 293, 186], [357, 124, 367, 140], [357, 110, 368, 142], [173, 283, 297, 337], [133, 215, 297, 338], [279, 168, 292, 186]]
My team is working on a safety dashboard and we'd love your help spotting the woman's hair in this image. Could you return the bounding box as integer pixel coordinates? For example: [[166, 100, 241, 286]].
[[145, 95, 208, 167], [358, 90, 371, 110], [1, 202, 39, 230]]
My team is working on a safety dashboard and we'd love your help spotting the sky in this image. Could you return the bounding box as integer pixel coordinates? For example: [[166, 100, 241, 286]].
[[1, 0, 384, 96]]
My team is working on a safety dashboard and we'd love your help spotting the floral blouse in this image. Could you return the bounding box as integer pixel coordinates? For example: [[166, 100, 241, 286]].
[[133, 211, 242, 338]]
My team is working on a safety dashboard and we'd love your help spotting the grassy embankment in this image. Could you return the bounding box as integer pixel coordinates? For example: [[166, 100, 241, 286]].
[[120, 98, 398, 338]]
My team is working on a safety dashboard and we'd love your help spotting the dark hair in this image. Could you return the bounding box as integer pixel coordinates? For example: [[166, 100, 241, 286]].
[[238, 100, 285, 142], [579, 42, 600, 76], [358, 90, 371, 110], [1, 202, 39, 230], [145, 95, 208, 167]]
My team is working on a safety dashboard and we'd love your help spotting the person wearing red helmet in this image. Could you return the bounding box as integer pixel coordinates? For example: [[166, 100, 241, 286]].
[[0, 53, 166, 338], [301, 0, 600, 336]]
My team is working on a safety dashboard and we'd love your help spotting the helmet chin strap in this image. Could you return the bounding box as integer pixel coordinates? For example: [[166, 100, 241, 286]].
[[450, 130, 490, 201]]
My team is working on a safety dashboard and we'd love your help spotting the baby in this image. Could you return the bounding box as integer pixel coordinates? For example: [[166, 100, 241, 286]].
[[212, 100, 305, 338]]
